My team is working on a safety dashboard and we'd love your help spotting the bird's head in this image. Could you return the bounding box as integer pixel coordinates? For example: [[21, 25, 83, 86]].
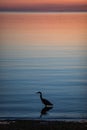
[[36, 91, 42, 95]]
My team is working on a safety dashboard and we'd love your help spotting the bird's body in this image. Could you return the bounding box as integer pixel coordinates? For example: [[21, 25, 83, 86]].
[[37, 91, 53, 107]]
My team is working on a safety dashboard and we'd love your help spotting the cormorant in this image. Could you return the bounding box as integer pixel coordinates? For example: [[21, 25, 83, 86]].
[[37, 91, 53, 107]]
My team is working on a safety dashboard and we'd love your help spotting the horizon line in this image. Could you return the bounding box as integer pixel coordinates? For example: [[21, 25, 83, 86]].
[[0, 10, 87, 13]]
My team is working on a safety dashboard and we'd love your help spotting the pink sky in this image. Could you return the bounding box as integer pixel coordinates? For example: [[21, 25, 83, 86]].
[[0, 0, 87, 11]]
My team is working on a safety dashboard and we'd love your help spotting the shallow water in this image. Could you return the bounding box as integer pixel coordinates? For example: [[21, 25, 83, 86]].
[[0, 12, 87, 120]]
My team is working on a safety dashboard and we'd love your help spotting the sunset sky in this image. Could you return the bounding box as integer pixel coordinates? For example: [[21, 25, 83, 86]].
[[0, 0, 87, 11]]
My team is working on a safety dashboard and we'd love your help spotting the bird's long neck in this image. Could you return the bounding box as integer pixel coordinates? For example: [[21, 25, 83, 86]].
[[40, 93, 42, 100]]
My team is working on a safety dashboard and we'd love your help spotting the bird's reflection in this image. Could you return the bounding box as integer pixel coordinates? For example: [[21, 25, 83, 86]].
[[40, 106, 53, 118]]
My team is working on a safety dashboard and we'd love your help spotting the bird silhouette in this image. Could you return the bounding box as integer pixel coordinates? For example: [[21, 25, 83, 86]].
[[37, 91, 53, 107]]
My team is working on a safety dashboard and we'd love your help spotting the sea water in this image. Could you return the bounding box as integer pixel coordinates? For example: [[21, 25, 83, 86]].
[[0, 12, 87, 120]]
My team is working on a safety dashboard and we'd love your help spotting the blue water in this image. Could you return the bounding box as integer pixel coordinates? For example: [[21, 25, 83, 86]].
[[0, 48, 87, 120]]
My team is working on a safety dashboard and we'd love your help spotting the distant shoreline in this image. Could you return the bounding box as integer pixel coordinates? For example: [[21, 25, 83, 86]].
[[0, 11, 87, 14]]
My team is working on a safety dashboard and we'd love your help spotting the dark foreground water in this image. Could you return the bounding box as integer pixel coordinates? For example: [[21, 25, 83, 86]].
[[0, 51, 87, 120]]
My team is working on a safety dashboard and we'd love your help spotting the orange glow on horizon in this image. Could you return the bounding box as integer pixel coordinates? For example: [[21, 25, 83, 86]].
[[0, 0, 87, 8]]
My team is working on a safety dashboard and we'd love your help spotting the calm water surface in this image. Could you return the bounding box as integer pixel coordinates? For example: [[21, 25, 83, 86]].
[[0, 12, 87, 120]]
